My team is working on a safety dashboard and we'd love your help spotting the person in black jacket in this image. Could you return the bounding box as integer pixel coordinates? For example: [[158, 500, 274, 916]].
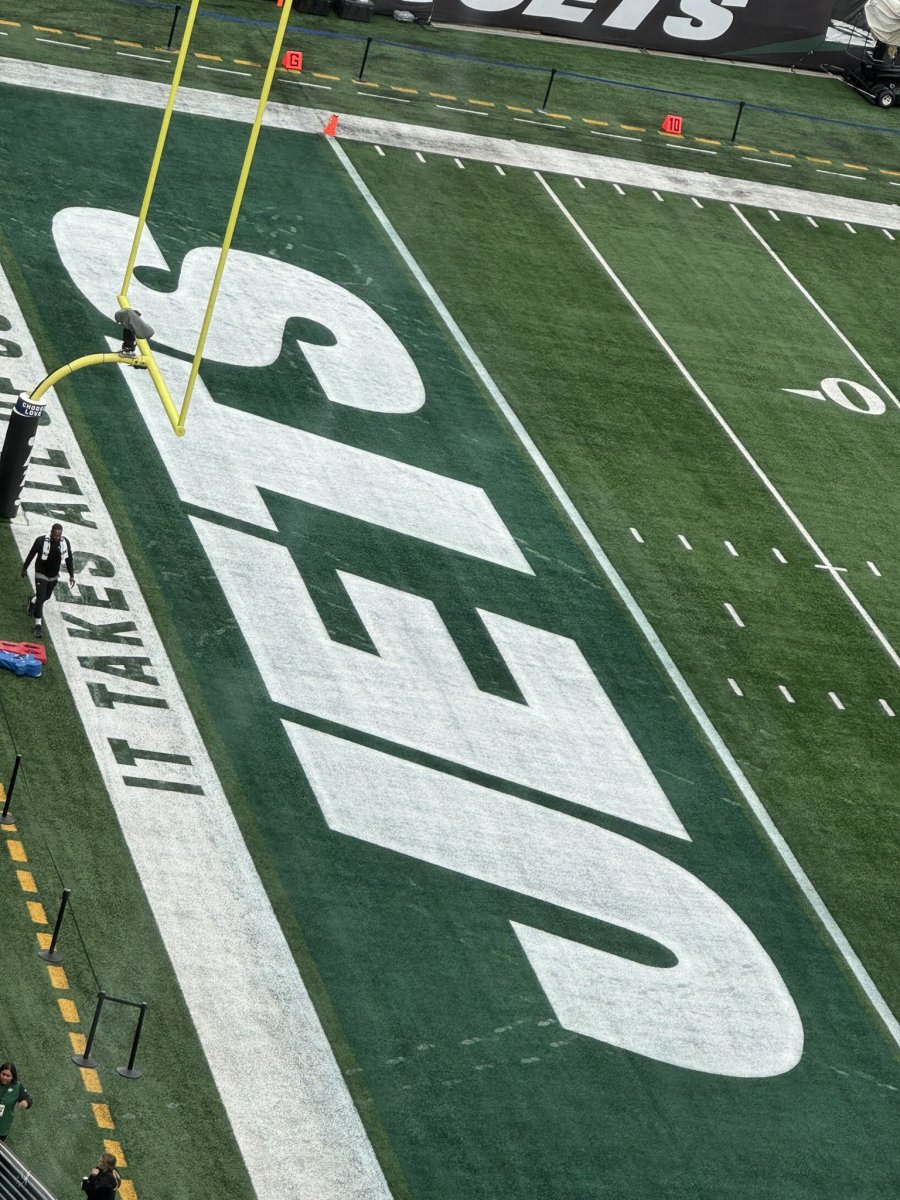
[[21, 523, 75, 639], [81, 1153, 120, 1198]]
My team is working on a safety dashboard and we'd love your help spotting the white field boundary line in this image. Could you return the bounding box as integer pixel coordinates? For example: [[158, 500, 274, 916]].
[[0, 267, 391, 1200], [537, 172, 900, 677], [730, 205, 900, 414], [326, 136, 900, 1048], [5, 55, 900, 230]]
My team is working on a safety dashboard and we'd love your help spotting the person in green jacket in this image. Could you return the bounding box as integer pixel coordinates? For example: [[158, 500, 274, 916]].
[[0, 1062, 32, 1141]]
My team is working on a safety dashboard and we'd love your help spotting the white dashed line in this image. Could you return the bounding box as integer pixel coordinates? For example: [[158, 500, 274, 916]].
[[117, 52, 173, 64], [883, 229, 895, 240], [515, 118, 565, 129], [678, 534, 692, 550], [415, 151, 426, 163], [198, 65, 252, 76], [436, 104, 486, 116], [779, 685, 795, 704], [667, 144, 717, 155], [361, 92, 411, 102], [724, 540, 739, 557], [591, 131, 641, 142], [36, 38, 89, 49], [772, 547, 787, 564], [613, 183, 625, 196], [574, 177, 584, 189], [845, 222, 857, 233], [454, 158, 465, 169], [494, 164, 506, 175], [867, 560, 881, 577], [724, 603, 745, 628], [829, 692, 845, 711], [652, 190, 664, 202], [742, 157, 791, 168], [691, 197, 704, 208], [374, 145, 385, 157], [728, 677, 744, 697], [768, 210, 780, 221], [817, 169, 863, 180], [630, 527, 644, 544], [280, 79, 332, 90], [806, 216, 819, 227], [879, 698, 895, 716]]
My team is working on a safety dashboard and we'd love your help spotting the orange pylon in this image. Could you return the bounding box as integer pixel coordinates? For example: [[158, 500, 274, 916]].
[[323, 113, 339, 137]]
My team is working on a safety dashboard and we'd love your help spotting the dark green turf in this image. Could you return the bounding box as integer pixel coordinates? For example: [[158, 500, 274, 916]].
[[1, 82, 897, 1198]]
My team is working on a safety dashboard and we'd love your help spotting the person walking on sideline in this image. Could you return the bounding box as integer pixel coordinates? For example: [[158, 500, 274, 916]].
[[81, 1153, 120, 1198], [21, 522, 75, 639], [0, 1062, 32, 1142]]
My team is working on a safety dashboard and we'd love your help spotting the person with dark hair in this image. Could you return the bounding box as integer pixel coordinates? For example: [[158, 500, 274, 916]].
[[81, 1152, 120, 1198], [0, 1062, 32, 1141], [21, 522, 75, 638]]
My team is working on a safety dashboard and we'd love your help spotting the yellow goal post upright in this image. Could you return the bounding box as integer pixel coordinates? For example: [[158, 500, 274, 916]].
[[117, 0, 297, 437], [0, 0, 296, 518]]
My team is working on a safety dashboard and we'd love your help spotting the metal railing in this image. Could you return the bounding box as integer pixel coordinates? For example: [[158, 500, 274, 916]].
[[0, 1143, 58, 1200]]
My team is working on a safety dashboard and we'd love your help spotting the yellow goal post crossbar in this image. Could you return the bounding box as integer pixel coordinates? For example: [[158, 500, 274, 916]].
[[117, 0, 296, 436]]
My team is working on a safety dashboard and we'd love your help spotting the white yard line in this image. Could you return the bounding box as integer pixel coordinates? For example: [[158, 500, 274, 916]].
[[731, 206, 900, 414], [327, 140, 900, 1051], [0, 270, 391, 1200]]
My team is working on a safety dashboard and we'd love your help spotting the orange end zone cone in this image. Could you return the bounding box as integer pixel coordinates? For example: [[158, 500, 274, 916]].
[[324, 113, 339, 137]]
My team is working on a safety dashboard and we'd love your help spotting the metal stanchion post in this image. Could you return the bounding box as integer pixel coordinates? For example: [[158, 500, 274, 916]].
[[0, 755, 22, 826], [37, 889, 71, 963], [72, 992, 106, 1068]]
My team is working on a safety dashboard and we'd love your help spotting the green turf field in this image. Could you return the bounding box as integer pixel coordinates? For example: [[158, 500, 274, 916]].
[[0, 15, 899, 1200]]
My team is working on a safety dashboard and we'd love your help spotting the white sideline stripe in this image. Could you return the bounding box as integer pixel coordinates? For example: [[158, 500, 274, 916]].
[[7, 57, 900, 227], [732, 207, 900, 417], [0, 270, 390, 1200], [724, 540, 738, 557], [879, 698, 895, 716], [728, 677, 744, 697], [868, 560, 881, 577], [779, 685, 795, 704], [772, 547, 787, 564], [524, 175, 900, 1048], [829, 691, 845, 711], [724, 603, 745, 628], [678, 534, 692, 550], [328, 137, 900, 1049], [630, 527, 644, 543]]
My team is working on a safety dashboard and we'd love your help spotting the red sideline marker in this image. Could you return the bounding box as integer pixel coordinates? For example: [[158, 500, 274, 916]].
[[661, 114, 683, 135], [323, 113, 339, 137], [282, 49, 302, 71]]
